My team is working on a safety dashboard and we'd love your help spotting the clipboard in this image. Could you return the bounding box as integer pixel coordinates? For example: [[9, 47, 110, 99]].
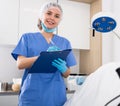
[[28, 49, 71, 73]]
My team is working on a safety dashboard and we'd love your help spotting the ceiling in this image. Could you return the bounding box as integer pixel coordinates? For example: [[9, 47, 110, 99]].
[[70, 0, 98, 4]]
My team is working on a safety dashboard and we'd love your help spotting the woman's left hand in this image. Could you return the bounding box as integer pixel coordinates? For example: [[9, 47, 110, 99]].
[[52, 58, 68, 73]]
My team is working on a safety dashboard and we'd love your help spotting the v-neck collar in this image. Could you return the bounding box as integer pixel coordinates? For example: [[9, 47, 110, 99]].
[[40, 33, 56, 45]]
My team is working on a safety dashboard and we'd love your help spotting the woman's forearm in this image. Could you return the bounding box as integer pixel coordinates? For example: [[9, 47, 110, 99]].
[[17, 55, 38, 70]]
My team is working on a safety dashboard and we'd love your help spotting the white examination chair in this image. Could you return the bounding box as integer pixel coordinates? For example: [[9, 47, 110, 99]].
[[64, 62, 120, 106]]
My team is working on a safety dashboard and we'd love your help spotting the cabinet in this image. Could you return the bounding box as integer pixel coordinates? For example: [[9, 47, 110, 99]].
[[70, 0, 97, 4], [80, 0, 102, 74], [0, 0, 19, 45], [58, 0, 90, 49]]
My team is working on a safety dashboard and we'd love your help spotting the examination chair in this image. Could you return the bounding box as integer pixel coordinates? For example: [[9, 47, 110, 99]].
[[64, 62, 120, 106]]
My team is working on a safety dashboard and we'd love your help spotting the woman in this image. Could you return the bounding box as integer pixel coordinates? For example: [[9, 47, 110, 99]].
[[11, 2, 76, 106]]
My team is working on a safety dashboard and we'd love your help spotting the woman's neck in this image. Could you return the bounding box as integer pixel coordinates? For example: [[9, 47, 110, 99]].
[[41, 31, 54, 43]]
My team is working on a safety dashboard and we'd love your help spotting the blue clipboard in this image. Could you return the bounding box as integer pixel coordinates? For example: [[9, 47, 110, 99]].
[[28, 49, 72, 73]]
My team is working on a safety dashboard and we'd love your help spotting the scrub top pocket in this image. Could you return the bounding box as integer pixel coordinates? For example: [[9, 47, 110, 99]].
[[19, 74, 41, 102]]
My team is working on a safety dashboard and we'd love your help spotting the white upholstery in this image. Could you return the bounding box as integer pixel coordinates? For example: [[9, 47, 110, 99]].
[[64, 62, 120, 106]]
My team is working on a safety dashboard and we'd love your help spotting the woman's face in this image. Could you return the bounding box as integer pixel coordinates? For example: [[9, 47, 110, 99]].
[[42, 7, 62, 29]]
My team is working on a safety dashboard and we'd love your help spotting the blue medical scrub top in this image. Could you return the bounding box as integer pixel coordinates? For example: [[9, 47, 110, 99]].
[[11, 32, 76, 106]]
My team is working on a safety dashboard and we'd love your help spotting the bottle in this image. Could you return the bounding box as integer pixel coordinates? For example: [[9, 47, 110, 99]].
[[1, 82, 8, 91]]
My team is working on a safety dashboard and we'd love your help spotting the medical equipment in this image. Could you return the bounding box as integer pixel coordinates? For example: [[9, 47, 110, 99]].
[[91, 12, 120, 40], [64, 62, 120, 106], [64, 12, 120, 106], [66, 74, 86, 91], [91, 12, 120, 106], [104, 67, 120, 106], [105, 94, 120, 106], [76, 76, 86, 85], [116, 67, 120, 78]]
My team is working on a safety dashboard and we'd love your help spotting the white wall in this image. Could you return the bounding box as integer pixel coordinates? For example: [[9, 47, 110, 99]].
[[0, 45, 23, 83], [102, 0, 120, 64], [112, 0, 120, 62]]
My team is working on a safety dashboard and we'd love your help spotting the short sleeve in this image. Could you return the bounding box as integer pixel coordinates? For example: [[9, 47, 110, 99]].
[[11, 34, 28, 60]]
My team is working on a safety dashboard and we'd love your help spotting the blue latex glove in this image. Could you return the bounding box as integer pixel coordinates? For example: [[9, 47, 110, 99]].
[[47, 46, 60, 52], [52, 58, 68, 73], [76, 76, 86, 85]]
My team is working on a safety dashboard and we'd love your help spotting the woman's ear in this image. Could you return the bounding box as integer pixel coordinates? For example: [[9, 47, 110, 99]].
[[37, 19, 42, 30]]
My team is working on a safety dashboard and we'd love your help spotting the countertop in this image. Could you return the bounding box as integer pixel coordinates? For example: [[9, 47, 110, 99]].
[[0, 90, 75, 96], [0, 90, 19, 96]]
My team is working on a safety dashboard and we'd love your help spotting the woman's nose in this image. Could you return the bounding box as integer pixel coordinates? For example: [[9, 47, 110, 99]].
[[49, 15, 55, 20]]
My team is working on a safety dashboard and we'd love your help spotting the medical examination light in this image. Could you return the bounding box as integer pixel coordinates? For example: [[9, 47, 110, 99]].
[[91, 12, 120, 40]]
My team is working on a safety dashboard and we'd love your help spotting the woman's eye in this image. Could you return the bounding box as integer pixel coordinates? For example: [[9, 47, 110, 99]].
[[47, 12, 51, 15], [46, 12, 60, 19], [55, 15, 60, 18]]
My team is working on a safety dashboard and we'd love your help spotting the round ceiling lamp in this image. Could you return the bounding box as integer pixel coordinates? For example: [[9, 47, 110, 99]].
[[91, 12, 117, 33]]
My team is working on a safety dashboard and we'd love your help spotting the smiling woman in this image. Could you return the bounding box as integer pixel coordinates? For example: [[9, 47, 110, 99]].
[[11, 2, 76, 106], [39, 2, 63, 33]]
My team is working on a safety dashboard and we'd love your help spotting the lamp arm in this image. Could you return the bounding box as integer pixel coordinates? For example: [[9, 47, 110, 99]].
[[112, 31, 120, 40]]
